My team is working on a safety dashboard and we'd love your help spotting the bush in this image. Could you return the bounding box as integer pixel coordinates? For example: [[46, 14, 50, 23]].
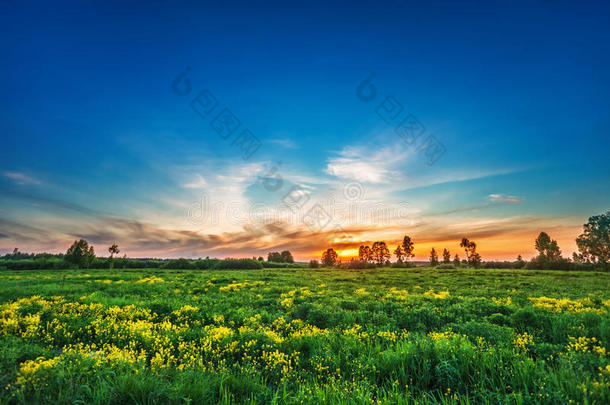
[[435, 264, 456, 269], [262, 261, 300, 268], [214, 259, 263, 270], [308, 260, 319, 268], [391, 261, 415, 268], [336, 260, 377, 269], [161, 258, 194, 269]]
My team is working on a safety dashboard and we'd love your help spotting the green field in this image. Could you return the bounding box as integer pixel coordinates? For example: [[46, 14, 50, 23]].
[[0, 267, 609, 404]]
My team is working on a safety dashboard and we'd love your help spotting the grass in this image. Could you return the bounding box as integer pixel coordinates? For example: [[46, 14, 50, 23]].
[[0, 267, 608, 404]]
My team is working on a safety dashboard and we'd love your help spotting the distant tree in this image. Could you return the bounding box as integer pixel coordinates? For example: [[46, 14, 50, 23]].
[[321, 248, 338, 267], [257, 256, 264, 261], [65, 239, 96, 269], [442, 248, 451, 263], [534, 232, 562, 263], [393, 245, 405, 262], [280, 250, 294, 263], [401, 236, 415, 261], [460, 238, 482, 268], [515, 254, 525, 269], [309, 259, 320, 268], [576, 211, 610, 267], [371, 242, 390, 265], [267, 252, 282, 262], [108, 244, 120, 269], [429, 248, 439, 266], [358, 245, 372, 262], [453, 254, 460, 267], [12, 248, 19, 255]]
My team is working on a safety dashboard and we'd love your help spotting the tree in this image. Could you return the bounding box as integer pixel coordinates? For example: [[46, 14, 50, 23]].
[[358, 245, 371, 262], [515, 255, 525, 269], [393, 245, 404, 262], [309, 260, 320, 268], [371, 242, 390, 265], [280, 250, 294, 263], [65, 239, 96, 269], [401, 236, 415, 261], [576, 211, 610, 266], [108, 244, 120, 269], [442, 248, 451, 263], [321, 248, 338, 267], [267, 252, 282, 262], [257, 256, 264, 261], [453, 254, 460, 267], [460, 238, 481, 268], [534, 232, 562, 263], [429, 248, 439, 266]]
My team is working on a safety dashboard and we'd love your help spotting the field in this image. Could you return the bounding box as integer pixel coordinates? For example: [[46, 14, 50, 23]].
[[0, 267, 609, 404]]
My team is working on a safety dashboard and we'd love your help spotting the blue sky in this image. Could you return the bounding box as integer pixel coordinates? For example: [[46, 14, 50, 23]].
[[1, 0, 609, 260]]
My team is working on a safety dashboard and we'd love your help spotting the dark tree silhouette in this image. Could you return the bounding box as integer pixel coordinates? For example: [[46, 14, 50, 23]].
[[65, 239, 96, 269], [401, 236, 415, 261], [429, 248, 439, 266], [576, 211, 610, 266], [460, 238, 481, 268], [321, 248, 338, 267], [371, 242, 390, 265], [442, 248, 451, 263]]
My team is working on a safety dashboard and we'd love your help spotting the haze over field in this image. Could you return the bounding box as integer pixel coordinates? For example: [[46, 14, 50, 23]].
[[1, 1, 609, 261]]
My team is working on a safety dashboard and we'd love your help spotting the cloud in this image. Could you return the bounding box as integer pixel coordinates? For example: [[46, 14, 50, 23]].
[[3, 171, 42, 185], [182, 174, 207, 189], [488, 194, 522, 204], [325, 144, 407, 183], [269, 138, 298, 149]]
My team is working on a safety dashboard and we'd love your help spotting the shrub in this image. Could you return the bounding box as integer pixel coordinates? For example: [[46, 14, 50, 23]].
[[161, 258, 194, 269], [308, 260, 319, 268], [435, 264, 456, 269], [214, 259, 263, 269]]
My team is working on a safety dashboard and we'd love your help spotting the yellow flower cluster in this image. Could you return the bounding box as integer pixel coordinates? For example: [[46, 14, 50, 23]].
[[567, 336, 607, 356], [137, 276, 164, 284], [423, 289, 450, 299], [513, 332, 534, 352], [219, 280, 265, 292], [529, 296, 607, 314]]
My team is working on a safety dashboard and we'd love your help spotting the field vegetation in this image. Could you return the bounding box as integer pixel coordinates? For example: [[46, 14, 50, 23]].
[[0, 267, 608, 404]]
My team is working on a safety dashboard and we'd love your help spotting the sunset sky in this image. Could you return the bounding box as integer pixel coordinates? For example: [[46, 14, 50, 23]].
[[1, 1, 609, 261]]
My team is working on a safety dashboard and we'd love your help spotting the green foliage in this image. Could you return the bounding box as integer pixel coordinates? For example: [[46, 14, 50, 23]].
[[576, 211, 610, 266], [0, 267, 608, 404], [213, 259, 263, 269], [64, 239, 96, 269]]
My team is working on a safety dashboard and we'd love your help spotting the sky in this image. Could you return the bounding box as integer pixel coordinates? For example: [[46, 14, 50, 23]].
[[1, 0, 609, 261]]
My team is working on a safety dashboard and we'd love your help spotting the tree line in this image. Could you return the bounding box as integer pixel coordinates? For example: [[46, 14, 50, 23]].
[[311, 211, 610, 270]]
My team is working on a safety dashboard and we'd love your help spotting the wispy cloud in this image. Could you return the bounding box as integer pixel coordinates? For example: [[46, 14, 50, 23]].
[[182, 174, 207, 189], [269, 138, 298, 149], [3, 171, 42, 185], [488, 194, 522, 204]]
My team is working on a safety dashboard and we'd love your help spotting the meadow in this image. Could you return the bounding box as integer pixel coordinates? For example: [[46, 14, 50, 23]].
[[0, 267, 608, 404]]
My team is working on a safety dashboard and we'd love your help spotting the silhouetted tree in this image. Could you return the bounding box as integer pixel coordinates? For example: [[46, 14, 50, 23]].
[[358, 245, 372, 262], [108, 244, 119, 269], [535, 232, 562, 262], [453, 254, 460, 267], [460, 238, 481, 268], [576, 211, 610, 267], [309, 259, 320, 268], [401, 236, 415, 261], [321, 248, 338, 267], [515, 254, 525, 269], [393, 245, 405, 262], [280, 250, 294, 263], [267, 252, 282, 262], [442, 248, 451, 263], [371, 242, 390, 265], [65, 239, 96, 269], [429, 248, 439, 266]]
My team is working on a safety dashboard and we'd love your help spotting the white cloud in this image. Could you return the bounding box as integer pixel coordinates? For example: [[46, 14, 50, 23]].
[[488, 194, 522, 204], [269, 138, 298, 149], [182, 174, 207, 189], [3, 171, 42, 185]]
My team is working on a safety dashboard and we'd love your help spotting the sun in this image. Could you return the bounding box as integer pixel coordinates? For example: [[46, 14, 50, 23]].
[[336, 248, 359, 257]]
